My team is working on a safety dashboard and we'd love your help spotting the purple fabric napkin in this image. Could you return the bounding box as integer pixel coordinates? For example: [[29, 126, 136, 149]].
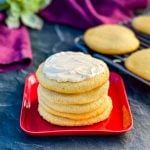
[[0, 14, 32, 72], [40, 0, 148, 29]]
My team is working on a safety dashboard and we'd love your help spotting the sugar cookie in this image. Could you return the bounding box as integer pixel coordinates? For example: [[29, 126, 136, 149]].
[[38, 81, 109, 105], [132, 16, 150, 35], [38, 95, 111, 120], [84, 25, 139, 55], [125, 49, 150, 81], [39, 95, 108, 114], [36, 63, 109, 94]]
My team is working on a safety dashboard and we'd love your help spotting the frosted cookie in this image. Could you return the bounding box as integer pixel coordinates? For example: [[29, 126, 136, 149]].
[[36, 52, 109, 94], [38, 95, 111, 120], [38, 97, 113, 126], [38, 81, 109, 105], [125, 49, 150, 81], [84, 25, 140, 55], [38, 95, 108, 114], [132, 16, 150, 35]]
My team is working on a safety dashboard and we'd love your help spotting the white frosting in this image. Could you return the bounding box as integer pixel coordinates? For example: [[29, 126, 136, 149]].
[[42, 51, 105, 82]]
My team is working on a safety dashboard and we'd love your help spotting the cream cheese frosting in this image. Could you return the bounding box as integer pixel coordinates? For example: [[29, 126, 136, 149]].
[[42, 51, 105, 82]]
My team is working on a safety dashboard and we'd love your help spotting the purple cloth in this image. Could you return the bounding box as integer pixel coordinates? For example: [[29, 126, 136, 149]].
[[40, 0, 148, 29], [0, 14, 32, 72]]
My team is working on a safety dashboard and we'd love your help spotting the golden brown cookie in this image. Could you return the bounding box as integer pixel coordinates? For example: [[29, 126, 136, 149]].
[[38, 96, 113, 126], [38, 81, 109, 105], [132, 16, 150, 35], [84, 24, 140, 55], [36, 63, 109, 94], [125, 49, 150, 81]]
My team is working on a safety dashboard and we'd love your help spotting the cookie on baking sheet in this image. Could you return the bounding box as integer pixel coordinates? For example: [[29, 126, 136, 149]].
[[125, 49, 150, 81], [38, 95, 111, 120], [36, 63, 109, 94], [132, 16, 150, 35], [84, 25, 140, 55], [38, 81, 109, 105], [38, 97, 113, 126], [39, 94, 108, 114]]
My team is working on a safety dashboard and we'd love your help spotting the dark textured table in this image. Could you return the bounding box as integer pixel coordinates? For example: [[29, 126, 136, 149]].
[[0, 22, 150, 150]]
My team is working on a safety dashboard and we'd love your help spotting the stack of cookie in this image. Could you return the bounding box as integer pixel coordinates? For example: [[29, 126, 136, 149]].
[[36, 52, 113, 126]]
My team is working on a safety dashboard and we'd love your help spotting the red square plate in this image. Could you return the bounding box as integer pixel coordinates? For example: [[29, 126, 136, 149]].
[[20, 72, 133, 136]]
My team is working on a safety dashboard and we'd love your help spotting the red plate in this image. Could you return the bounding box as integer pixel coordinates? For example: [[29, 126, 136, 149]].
[[20, 72, 133, 136]]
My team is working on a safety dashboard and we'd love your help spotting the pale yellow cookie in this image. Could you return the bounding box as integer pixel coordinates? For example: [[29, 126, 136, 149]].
[[38, 81, 109, 105], [38, 95, 111, 120], [38, 97, 113, 126], [38, 94, 108, 114], [132, 16, 150, 35], [36, 63, 109, 94], [84, 24, 140, 55], [125, 49, 150, 81]]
